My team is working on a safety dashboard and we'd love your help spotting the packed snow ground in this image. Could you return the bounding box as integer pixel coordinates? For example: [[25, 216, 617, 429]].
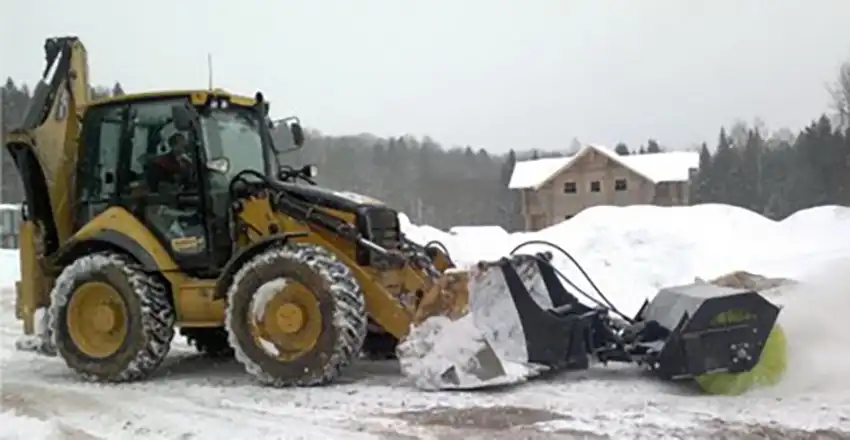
[[2, 204, 850, 439]]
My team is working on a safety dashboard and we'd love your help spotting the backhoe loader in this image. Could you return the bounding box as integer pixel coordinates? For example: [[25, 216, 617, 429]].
[[5, 36, 787, 394]]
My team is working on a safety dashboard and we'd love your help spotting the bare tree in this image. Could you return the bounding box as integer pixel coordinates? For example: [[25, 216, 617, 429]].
[[829, 61, 850, 131]]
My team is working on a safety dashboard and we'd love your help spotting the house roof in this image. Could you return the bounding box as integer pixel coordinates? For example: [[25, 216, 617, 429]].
[[508, 144, 699, 190]]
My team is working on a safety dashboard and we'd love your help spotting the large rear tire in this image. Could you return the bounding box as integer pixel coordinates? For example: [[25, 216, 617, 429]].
[[225, 243, 367, 387], [48, 251, 175, 382]]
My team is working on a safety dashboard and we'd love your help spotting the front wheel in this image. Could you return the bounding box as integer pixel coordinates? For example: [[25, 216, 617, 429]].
[[225, 243, 367, 387]]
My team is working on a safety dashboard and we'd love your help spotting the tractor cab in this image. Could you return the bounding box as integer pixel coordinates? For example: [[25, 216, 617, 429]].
[[73, 90, 305, 276]]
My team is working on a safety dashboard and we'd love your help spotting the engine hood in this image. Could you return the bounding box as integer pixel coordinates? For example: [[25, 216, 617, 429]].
[[275, 182, 387, 213]]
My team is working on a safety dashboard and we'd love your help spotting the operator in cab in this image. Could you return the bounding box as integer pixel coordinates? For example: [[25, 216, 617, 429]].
[[143, 129, 204, 248], [148, 131, 195, 190]]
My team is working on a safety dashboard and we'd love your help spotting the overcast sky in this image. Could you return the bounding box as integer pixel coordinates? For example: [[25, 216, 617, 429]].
[[3, 0, 849, 153]]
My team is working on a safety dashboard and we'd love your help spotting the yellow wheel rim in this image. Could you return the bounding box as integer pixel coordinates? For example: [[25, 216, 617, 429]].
[[66, 281, 128, 358], [694, 316, 787, 396], [249, 280, 322, 362]]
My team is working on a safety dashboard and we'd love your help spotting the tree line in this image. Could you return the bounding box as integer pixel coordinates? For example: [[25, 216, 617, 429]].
[[1, 61, 848, 230], [690, 117, 849, 219]]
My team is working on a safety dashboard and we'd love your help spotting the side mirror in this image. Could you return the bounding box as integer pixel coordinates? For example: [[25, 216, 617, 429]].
[[171, 105, 197, 131], [206, 157, 230, 174], [300, 164, 318, 178], [290, 122, 305, 147]]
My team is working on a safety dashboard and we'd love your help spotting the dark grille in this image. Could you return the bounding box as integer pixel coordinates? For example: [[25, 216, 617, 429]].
[[355, 206, 402, 266]]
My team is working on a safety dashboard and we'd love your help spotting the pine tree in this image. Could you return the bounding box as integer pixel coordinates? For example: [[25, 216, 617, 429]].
[[112, 81, 125, 96], [646, 139, 661, 153], [692, 142, 713, 203], [614, 143, 630, 155], [740, 129, 764, 211], [711, 128, 735, 203]]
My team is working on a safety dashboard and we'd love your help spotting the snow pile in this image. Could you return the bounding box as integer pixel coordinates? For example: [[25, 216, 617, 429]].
[[402, 204, 850, 316], [397, 203, 850, 390], [448, 225, 509, 239], [397, 213, 452, 248]]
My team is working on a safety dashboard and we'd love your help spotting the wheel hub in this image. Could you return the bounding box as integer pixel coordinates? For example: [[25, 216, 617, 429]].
[[274, 303, 305, 334], [66, 281, 128, 358], [251, 279, 322, 361], [91, 304, 119, 333]]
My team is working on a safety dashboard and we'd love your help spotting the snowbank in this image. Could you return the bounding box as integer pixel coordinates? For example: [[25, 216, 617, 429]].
[[0, 204, 844, 316], [448, 225, 509, 237], [0, 250, 19, 283], [0, 205, 842, 316], [401, 204, 850, 317]]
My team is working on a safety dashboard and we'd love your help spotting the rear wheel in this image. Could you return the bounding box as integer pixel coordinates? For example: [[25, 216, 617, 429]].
[[225, 243, 367, 387], [48, 251, 175, 382]]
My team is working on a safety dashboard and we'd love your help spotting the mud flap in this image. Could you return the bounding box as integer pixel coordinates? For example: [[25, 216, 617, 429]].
[[397, 253, 587, 390]]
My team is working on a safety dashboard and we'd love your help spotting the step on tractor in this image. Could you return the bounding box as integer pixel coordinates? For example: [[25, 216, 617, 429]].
[[6, 36, 787, 395]]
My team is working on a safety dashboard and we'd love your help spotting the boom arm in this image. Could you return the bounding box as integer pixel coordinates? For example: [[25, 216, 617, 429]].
[[5, 36, 90, 253], [5, 37, 90, 337]]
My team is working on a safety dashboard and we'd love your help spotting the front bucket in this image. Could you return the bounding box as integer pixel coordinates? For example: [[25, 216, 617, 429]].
[[636, 282, 781, 381], [398, 253, 593, 390]]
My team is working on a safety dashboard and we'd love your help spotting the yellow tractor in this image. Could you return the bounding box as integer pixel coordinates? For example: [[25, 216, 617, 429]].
[[6, 36, 787, 394]]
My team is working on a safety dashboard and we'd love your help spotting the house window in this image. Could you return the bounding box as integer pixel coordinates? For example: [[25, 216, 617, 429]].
[[615, 178, 627, 191], [590, 181, 601, 192], [563, 181, 577, 194]]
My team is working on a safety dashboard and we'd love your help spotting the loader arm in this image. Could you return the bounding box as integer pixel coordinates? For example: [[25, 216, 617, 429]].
[[4, 36, 90, 335]]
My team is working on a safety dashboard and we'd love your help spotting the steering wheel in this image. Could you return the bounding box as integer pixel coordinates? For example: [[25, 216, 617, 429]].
[[228, 169, 273, 200]]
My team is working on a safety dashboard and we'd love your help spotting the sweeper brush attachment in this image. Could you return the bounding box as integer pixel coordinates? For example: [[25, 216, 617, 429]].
[[398, 249, 787, 395]]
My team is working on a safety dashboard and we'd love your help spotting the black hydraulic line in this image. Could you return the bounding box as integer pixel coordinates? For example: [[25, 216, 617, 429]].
[[509, 240, 633, 323], [410, 237, 632, 322]]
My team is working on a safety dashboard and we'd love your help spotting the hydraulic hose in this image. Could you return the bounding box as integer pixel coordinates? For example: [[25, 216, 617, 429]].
[[416, 237, 633, 323]]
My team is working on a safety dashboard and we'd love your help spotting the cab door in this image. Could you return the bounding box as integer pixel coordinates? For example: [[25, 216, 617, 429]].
[[115, 98, 217, 276]]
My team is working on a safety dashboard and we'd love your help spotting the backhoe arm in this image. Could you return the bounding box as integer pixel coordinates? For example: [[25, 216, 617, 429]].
[[5, 36, 90, 336], [6, 36, 90, 248]]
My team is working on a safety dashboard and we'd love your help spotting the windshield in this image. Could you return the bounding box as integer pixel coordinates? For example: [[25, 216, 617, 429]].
[[200, 106, 271, 181]]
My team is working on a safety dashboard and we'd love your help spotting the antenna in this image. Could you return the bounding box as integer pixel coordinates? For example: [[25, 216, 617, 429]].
[[207, 53, 213, 90]]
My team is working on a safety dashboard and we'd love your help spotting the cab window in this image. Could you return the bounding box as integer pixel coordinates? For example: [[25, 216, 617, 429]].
[[75, 104, 124, 228]]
